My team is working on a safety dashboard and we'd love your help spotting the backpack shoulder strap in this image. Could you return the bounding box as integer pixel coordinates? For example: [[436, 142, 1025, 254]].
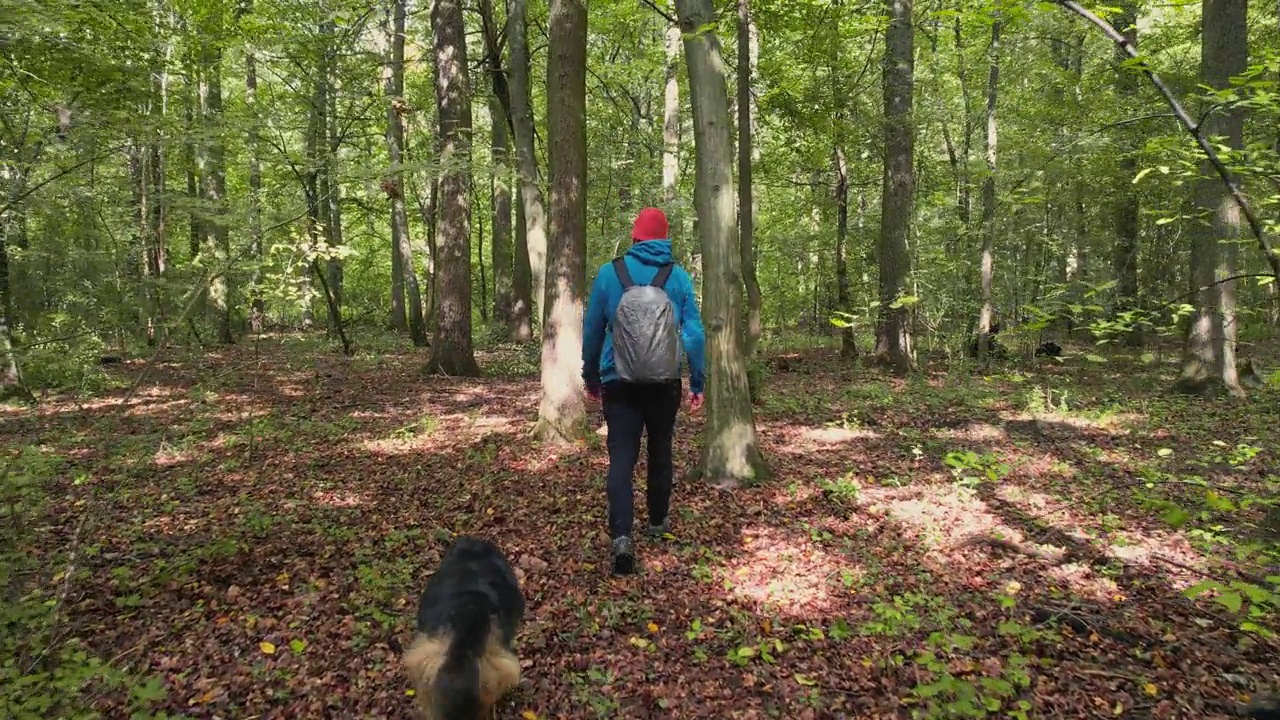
[[612, 257, 635, 289], [650, 263, 675, 289]]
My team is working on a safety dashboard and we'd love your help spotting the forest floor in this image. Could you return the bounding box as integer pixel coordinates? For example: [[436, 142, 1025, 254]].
[[3, 334, 1279, 719]]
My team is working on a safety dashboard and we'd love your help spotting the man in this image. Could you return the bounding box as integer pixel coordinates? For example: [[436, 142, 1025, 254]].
[[582, 207, 705, 576]]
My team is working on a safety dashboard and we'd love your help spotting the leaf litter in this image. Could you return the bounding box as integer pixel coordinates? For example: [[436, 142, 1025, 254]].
[[2, 339, 1277, 718]]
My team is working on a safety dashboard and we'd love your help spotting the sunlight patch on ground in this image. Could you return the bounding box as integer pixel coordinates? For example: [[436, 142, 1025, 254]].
[[759, 420, 881, 455], [312, 489, 366, 508], [998, 409, 1143, 434], [153, 445, 195, 466], [718, 527, 851, 617], [995, 486, 1208, 591], [139, 513, 203, 535], [931, 422, 1007, 443], [866, 485, 1013, 552], [1043, 562, 1122, 603], [360, 415, 521, 456]]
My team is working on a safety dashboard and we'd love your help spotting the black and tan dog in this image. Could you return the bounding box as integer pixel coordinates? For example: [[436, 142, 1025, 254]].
[[402, 536, 525, 720]]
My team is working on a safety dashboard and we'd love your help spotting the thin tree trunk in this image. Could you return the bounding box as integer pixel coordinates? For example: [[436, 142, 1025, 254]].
[[954, 11, 973, 234], [676, 0, 770, 488], [535, 0, 588, 445], [491, 95, 515, 332], [508, 0, 549, 329], [977, 18, 1000, 361], [834, 147, 855, 357], [737, 0, 762, 362], [199, 28, 233, 344], [319, 19, 344, 335], [874, 0, 916, 375], [511, 193, 533, 341], [662, 24, 681, 209], [475, 180, 488, 323], [1175, 0, 1247, 398], [1111, 1, 1141, 346], [385, 0, 426, 346], [246, 43, 264, 334], [427, 0, 480, 375]]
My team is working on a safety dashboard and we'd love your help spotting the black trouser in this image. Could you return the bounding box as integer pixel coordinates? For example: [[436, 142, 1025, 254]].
[[601, 380, 682, 541]]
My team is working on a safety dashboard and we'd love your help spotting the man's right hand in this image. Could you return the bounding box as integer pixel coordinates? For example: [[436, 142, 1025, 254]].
[[586, 385, 601, 403], [688, 392, 704, 412]]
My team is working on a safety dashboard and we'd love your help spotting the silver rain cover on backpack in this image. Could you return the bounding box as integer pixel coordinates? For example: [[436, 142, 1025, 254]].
[[613, 280, 681, 384]]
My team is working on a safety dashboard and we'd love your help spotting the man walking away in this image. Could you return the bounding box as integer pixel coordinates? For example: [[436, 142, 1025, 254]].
[[582, 207, 706, 576]]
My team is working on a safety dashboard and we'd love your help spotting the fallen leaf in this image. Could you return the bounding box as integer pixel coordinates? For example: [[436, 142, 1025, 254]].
[[1143, 683, 1158, 697], [259, 641, 276, 655]]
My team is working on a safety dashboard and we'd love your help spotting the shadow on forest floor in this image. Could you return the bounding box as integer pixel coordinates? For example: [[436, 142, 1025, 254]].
[[2, 335, 1278, 719]]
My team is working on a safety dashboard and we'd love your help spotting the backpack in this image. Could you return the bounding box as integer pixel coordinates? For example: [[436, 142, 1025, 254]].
[[611, 257, 681, 384]]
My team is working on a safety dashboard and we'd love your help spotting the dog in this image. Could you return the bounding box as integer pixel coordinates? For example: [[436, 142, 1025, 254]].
[[402, 536, 526, 720], [1034, 341, 1063, 358]]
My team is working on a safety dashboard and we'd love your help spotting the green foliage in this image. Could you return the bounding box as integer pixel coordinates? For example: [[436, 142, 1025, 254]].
[[1, 449, 168, 719]]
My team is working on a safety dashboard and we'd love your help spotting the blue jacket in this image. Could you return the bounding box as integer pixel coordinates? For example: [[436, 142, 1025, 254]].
[[582, 239, 706, 395]]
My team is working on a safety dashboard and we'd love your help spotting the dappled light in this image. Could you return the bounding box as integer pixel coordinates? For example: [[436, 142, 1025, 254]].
[[718, 527, 851, 617]]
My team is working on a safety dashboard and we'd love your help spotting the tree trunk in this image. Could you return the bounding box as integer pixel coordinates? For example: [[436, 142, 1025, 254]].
[[385, 0, 426, 347], [508, 0, 549, 329], [662, 24, 681, 208], [0, 221, 20, 393], [427, 0, 480, 375], [476, 180, 489, 323], [1111, 2, 1141, 346], [491, 95, 515, 332], [246, 46, 263, 334], [319, 19, 344, 335], [199, 28, 233, 345], [737, 0, 762, 362], [676, 0, 770, 488], [511, 194, 534, 341], [977, 18, 1000, 361], [534, 0, 588, 445], [874, 0, 916, 375], [834, 146, 855, 357], [1175, 0, 1247, 398]]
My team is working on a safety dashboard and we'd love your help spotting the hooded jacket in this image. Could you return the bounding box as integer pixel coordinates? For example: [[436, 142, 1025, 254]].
[[582, 239, 706, 395]]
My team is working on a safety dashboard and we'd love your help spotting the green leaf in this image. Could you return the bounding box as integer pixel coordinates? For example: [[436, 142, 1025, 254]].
[[1131, 167, 1154, 184], [1215, 591, 1243, 614]]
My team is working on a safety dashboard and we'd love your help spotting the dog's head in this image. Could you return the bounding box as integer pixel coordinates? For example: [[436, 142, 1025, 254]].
[[402, 631, 521, 720]]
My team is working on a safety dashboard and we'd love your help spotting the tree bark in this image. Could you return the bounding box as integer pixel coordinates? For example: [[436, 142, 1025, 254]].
[[508, 0, 549, 329], [427, 0, 481, 375], [535, 0, 588, 445], [198, 27, 233, 344], [737, 0, 762, 362], [834, 147, 855, 358], [977, 18, 1000, 361], [1111, 1, 1141, 346], [319, 19, 344, 335], [246, 44, 263, 333], [385, 0, 426, 347], [676, 0, 770, 488], [1175, 0, 1247, 398], [511, 194, 533, 341], [491, 95, 515, 332], [662, 24, 681, 209], [874, 0, 916, 375]]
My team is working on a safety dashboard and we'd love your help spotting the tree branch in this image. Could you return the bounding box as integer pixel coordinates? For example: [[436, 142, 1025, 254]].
[[1054, 0, 1279, 281]]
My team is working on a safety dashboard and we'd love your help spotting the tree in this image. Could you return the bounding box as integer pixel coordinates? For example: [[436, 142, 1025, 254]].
[[197, 11, 233, 345], [507, 0, 549, 329], [1174, 0, 1248, 398], [676, 0, 769, 488], [874, 0, 916, 375], [737, 0, 762, 361], [1110, 1, 1141, 345], [427, 0, 480, 375], [535, 0, 588, 445], [490, 95, 515, 333], [976, 15, 1000, 360], [384, 0, 426, 347]]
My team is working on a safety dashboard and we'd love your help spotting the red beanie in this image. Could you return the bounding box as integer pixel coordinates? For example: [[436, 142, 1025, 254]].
[[631, 207, 669, 242]]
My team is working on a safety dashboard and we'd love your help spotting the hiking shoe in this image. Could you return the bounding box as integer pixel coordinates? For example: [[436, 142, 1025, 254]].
[[611, 536, 636, 575], [647, 518, 670, 539]]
